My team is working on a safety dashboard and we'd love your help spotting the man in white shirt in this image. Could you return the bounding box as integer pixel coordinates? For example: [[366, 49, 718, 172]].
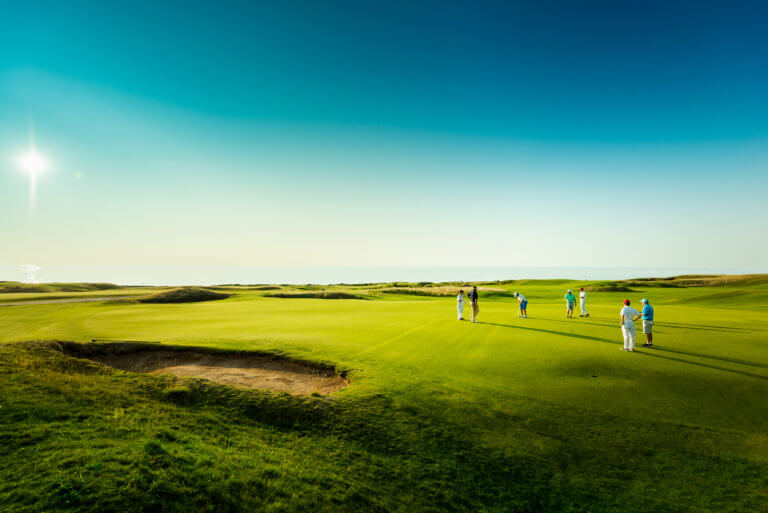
[[619, 299, 641, 351], [579, 287, 589, 317], [457, 290, 465, 320], [513, 292, 528, 318]]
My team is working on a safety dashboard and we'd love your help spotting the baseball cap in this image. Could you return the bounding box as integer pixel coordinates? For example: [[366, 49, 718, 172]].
[[641, 298, 648, 303]]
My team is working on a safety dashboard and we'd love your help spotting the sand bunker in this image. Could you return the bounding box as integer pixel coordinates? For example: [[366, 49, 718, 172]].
[[88, 350, 347, 395]]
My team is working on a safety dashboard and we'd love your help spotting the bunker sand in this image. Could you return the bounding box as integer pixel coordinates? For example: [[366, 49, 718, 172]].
[[89, 350, 347, 395]]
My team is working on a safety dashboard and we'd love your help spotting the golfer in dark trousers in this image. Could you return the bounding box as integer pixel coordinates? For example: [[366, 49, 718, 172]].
[[469, 286, 479, 323]]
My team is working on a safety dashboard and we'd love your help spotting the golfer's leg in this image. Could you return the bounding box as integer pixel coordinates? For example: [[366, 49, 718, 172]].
[[622, 327, 629, 349], [629, 326, 636, 350]]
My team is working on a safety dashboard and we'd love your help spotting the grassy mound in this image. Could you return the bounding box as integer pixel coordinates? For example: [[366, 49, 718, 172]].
[[265, 291, 367, 300], [626, 274, 768, 288], [209, 285, 282, 292], [138, 287, 230, 304]]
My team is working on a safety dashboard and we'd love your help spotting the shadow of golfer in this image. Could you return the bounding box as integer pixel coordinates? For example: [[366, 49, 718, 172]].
[[481, 322, 768, 381], [654, 321, 760, 333]]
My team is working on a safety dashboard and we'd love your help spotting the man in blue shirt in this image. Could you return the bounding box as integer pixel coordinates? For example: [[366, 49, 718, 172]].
[[641, 298, 654, 347]]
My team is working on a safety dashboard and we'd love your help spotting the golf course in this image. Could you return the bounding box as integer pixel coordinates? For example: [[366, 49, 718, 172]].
[[1, 275, 766, 512]]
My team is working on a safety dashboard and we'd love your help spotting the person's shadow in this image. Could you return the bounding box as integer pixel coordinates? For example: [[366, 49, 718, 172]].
[[480, 321, 768, 381]]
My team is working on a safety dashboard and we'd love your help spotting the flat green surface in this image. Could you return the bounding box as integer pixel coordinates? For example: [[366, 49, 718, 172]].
[[1, 278, 767, 512]]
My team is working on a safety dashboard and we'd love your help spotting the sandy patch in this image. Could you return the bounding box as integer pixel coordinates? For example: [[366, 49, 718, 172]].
[[88, 350, 347, 395]]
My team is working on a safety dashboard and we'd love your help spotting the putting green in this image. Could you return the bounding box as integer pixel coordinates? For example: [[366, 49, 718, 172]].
[[1, 277, 766, 512]]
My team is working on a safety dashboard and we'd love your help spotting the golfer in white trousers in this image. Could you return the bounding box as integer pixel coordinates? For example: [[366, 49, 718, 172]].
[[579, 287, 589, 317], [457, 290, 465, 320], [619, 299, 641, 351]]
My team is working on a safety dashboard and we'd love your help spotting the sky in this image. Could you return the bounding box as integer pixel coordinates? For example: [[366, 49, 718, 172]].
[[1, 1, 767, 283]]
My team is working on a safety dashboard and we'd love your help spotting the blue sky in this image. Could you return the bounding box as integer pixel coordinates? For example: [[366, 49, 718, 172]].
[[1, 1, 767, 280]]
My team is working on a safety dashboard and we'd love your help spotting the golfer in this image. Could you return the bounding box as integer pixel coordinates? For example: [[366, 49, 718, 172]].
[[513, 292, 528, 318], [579, 287, 589, 317], [564, 289, 576, 318], [457, 289, 465, 320], [640, 298, 654, 347], [619, 299, 641, 351], [469, 286, 479, 323]]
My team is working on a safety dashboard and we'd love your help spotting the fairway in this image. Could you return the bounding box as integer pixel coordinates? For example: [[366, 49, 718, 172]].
[[1, 277, 767, 512]]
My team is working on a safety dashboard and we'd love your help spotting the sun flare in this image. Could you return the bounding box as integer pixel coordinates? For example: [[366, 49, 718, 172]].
[[18, 152, 47, 176]]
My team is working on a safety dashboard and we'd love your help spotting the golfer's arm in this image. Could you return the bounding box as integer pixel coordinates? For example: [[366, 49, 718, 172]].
[[620, 315, 625, 325]]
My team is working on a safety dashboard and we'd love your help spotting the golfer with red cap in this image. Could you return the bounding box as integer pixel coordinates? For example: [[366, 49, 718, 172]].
[[619, 299, 641, 351]]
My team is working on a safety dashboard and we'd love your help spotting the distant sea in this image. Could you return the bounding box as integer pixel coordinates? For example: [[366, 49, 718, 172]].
[[1, 265, 765, 286]]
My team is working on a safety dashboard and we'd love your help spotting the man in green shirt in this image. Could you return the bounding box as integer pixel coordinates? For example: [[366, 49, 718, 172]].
[[564, 289, 576, 318]]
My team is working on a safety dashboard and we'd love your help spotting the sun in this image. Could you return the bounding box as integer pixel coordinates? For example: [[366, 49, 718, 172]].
[[18, 152, 47, 176]]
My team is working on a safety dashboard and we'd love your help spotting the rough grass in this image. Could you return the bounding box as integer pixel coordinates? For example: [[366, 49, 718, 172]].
[[138, 287, 231, 304]]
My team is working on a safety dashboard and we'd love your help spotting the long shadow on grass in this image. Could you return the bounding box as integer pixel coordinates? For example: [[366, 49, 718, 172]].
[[635, 352, 768, 380], [545, 317, 760, 334], [652, 347, 768, 369], [483, 322, 768, 381], [654, 321, 761, 333], [546, 318, 670, 334]]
